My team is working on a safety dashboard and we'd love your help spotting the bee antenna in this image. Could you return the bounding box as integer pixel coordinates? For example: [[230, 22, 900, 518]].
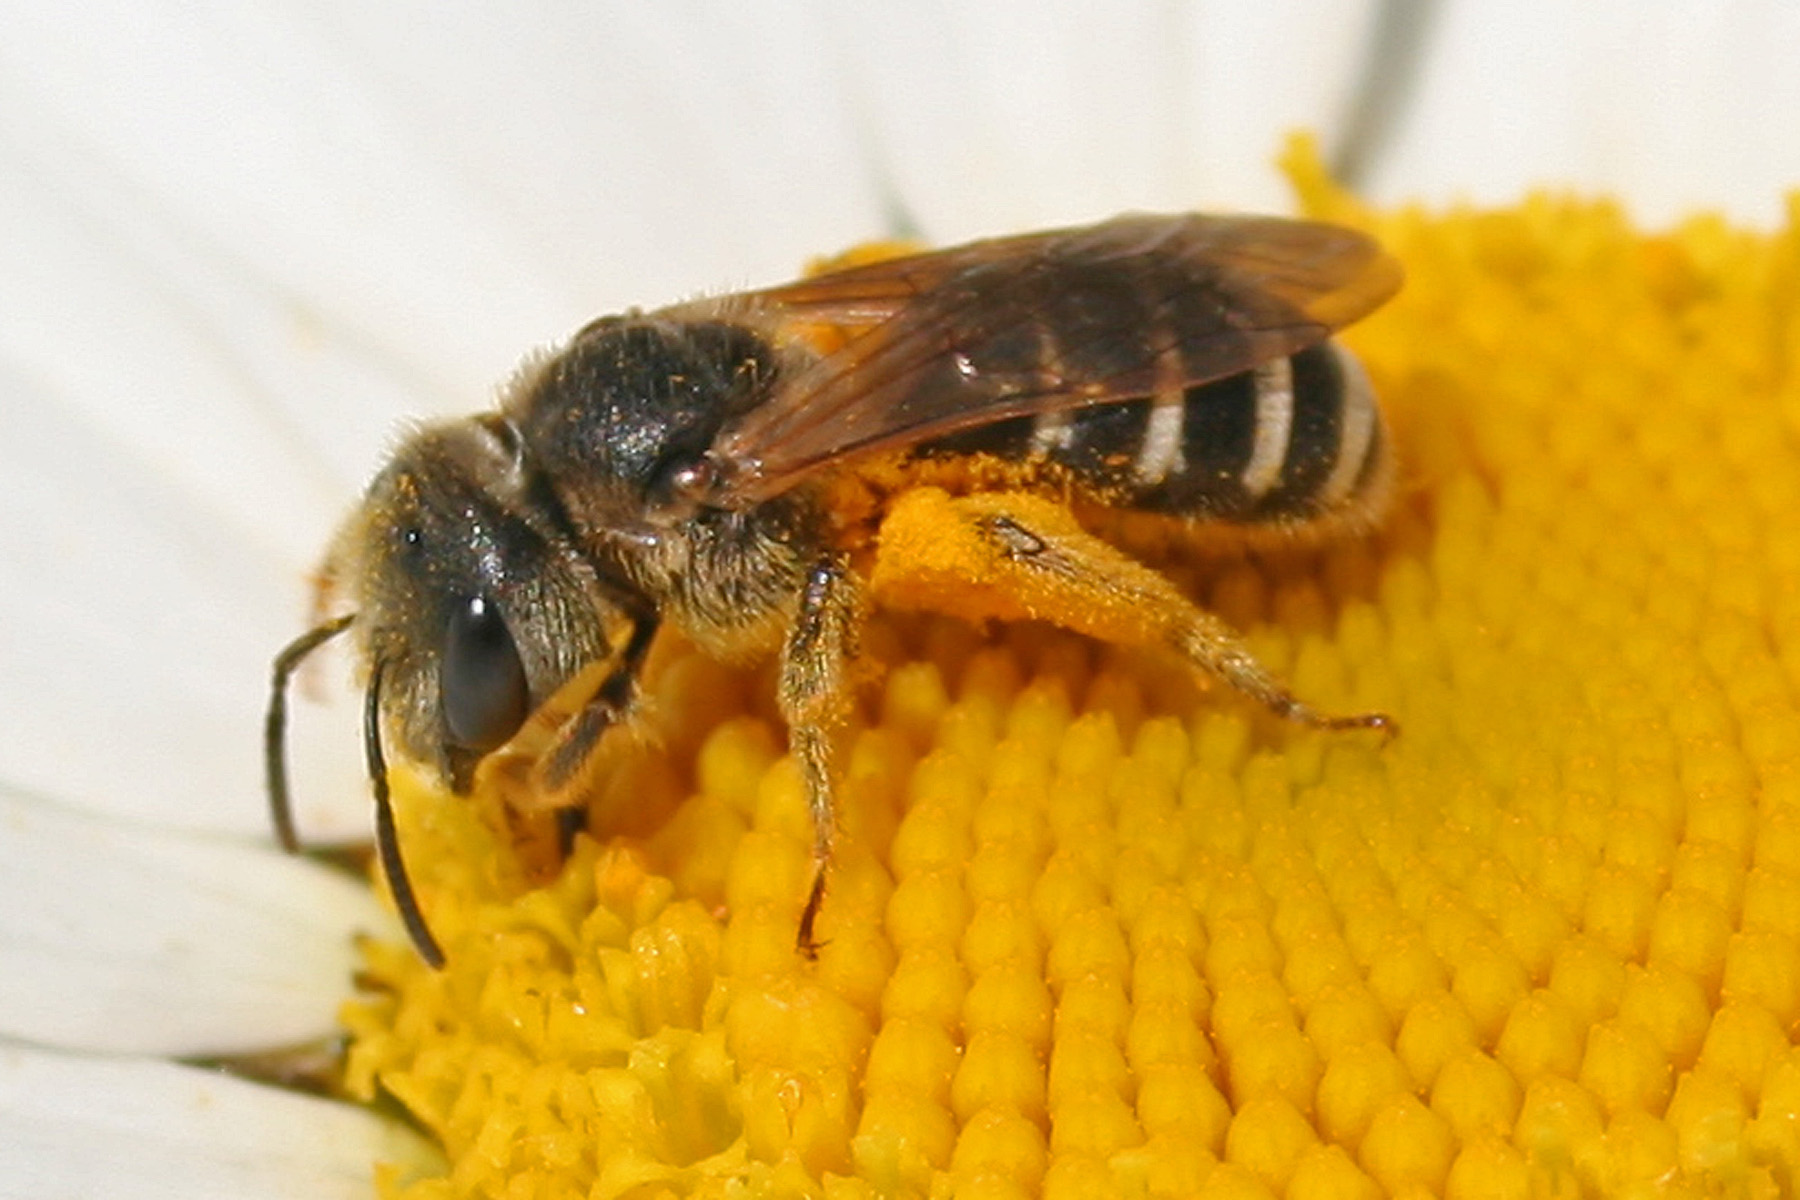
[[364, 658, 447, 968], [266, 614, 355, 853]]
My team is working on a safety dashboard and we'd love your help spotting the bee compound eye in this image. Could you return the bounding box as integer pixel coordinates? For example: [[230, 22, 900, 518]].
[[440, 595, 531, 753]]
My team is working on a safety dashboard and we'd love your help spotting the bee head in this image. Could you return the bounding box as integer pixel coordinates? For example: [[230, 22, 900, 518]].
[[334, 415, 626, 792], [266, 414, 638, 968]]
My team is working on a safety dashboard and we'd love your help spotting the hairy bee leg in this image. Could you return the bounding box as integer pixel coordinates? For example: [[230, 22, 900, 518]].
[[873, 489, 1394, 736], [778, 556, 860, 958], [530, 614, 661, 812], [536, 696, 624, 798], [1167, 606, 1397, 735], [989, 509, 1394, 733]]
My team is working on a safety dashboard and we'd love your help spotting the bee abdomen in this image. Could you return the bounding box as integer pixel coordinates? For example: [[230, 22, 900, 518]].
[[917, 342, 1386, 522]]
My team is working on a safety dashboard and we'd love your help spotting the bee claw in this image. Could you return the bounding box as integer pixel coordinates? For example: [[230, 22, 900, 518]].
[[796, 868, 829, 960]]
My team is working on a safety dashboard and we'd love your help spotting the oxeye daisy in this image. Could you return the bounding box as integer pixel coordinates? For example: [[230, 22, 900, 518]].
[[5, 6, 1800, 1200]]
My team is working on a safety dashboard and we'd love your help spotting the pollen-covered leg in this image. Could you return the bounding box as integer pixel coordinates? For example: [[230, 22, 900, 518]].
[[872, 487, 1393, 734], [778, 557, 860, 958], [473, 621, 661, 885], [478, 618, 660, 823], [467, 661, 638, 885]]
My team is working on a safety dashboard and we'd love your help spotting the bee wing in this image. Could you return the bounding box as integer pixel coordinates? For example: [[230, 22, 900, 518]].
[[698, 213, 1401, 506]]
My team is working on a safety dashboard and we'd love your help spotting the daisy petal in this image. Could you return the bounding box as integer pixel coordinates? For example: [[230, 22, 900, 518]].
[[1372, 4, 1800, 226], [2, 2, 891, 362], [0, 789, 392, 1057], [825, 0, 1383, 238], [0, 362, 368, 843], [288, 2, 894, 302], [0, 1042, 436, 1200]]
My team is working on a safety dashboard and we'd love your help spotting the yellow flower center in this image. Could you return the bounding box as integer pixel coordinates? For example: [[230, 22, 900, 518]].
[[342, 141, 1800, 1198]]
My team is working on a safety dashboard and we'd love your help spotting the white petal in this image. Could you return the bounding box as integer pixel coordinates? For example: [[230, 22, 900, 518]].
[[287, 1, 895, 300], [1371, 3, 1800, 227], [0, 789, 393, 1057], [826, 0, 1383, 238], [1, 1, 891, 367], [0, 1042, 436, 1200], [0, 363, 367, 842]]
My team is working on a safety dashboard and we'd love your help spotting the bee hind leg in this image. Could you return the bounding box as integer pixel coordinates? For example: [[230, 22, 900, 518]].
[[871, 487, 1394, 736], [778, 556, 860, 959]]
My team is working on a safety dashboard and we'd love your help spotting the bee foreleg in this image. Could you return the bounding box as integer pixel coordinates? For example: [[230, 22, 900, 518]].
[[519, 615, 662, 826], [778, 555, 860, 958], [873, 488, 1394, 735], [535, 687, 628, 799]]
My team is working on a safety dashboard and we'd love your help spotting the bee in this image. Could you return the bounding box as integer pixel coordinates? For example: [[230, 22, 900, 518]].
[[266, 213, 1402, 967]]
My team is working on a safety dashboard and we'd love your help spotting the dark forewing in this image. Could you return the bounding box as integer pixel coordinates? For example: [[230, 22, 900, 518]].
[[699, 213, 1401, 506]]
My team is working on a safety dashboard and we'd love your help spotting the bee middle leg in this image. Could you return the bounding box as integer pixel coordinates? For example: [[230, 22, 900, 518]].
[[778, 556, 859, 958], [872, 488, 1394, 735]]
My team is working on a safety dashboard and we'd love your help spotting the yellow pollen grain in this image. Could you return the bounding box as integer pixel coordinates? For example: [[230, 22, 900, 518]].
[[341, 141, 1800, 1197]]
